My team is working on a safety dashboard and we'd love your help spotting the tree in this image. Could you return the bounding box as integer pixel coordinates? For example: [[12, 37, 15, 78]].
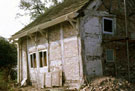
[[0, 37, 17, 68], [18, 0, 63, 20], [0, 37, 17, 76]]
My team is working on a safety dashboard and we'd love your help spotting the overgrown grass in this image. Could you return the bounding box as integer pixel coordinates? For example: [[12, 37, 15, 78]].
[[0, 71, 8, 90], [0, 70, 17, 91]]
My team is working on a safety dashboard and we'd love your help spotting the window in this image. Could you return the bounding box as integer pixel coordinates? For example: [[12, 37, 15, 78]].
[[39, 50, 47, 67], [30, 53, 37, 68], [106, 49, 114, 62], [103, 17, 114, 34]]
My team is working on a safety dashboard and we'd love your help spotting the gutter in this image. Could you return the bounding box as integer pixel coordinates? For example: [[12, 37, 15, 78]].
[[11, 11, 79, 40]]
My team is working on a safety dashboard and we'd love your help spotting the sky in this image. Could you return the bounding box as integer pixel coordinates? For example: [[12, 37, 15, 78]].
[[0, 0, 62, 38], [0, 0, 30, 38]]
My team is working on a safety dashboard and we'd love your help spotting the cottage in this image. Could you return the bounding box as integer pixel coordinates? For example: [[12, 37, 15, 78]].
[[11, 0, 135, 89]]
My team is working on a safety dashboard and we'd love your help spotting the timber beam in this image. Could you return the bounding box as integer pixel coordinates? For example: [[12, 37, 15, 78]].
[[27, 33, 36, 45], [67, 16, 78, 32], [39, 29, 48, 41]]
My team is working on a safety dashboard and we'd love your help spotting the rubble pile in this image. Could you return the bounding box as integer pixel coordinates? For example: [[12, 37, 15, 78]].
[[82, 77, 135, 91]]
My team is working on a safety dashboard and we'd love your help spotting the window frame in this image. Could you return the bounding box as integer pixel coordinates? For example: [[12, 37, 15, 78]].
[[102, 17, 114, 35], [29, 52, 37, 68], [38, 49, 48, 68], [106, 49, 115, 62]]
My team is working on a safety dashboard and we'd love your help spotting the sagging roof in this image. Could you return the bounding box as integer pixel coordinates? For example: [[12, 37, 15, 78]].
[[12, 0, 90, 39]]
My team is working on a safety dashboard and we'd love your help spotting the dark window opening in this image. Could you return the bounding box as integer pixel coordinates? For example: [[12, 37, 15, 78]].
[[39, 51, 47, 67], [39, 52, 43, 67], [44, 52, 47, 66], [33, 53, 37, 68], [103, 18, 113, 33], [30, 55, 33, 68], [30, 53, 37, 68]]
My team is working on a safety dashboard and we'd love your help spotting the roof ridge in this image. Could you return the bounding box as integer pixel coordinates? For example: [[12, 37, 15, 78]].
[[12, 0, 90, 37]]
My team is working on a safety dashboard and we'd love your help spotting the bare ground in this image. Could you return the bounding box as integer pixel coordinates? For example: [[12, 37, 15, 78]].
[[8, 76, 135, 91]]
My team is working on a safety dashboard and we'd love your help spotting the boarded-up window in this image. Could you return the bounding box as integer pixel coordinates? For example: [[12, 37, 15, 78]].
[[39, 51, 47, 67], [103, 17, 114, 34], [106, 49, 114, 62], [30, 53, 37, 68]]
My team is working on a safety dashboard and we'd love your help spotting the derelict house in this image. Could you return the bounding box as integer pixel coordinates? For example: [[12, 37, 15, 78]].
[[11, 0, 135, 89]]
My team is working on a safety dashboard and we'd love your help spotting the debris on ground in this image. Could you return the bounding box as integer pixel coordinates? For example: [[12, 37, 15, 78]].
[[81, 76, 135, 91], [8, 76, 135, 91], [9, 85, 72, 91]]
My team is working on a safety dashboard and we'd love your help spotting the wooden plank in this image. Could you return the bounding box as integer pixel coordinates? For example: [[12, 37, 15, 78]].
[[17, 43, 20, 83], [52, 71, 60, 86], [45, 72, 52, 87], [60, 24, 64, 72]]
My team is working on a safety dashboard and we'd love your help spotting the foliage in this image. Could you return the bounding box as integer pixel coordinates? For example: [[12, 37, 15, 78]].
[[0, 37, 17, 90], [0, 37, 17, 68], [18, 0, 63, 20]]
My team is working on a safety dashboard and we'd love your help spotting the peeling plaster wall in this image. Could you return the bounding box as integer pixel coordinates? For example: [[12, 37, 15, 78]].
[[77, 0, 103, 81], [79, 0, 135, 83], [63, 37, 80, 80], [80, 15, 103, 78], [21, 39, 28, 81], [19, 21, 82, 88]]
